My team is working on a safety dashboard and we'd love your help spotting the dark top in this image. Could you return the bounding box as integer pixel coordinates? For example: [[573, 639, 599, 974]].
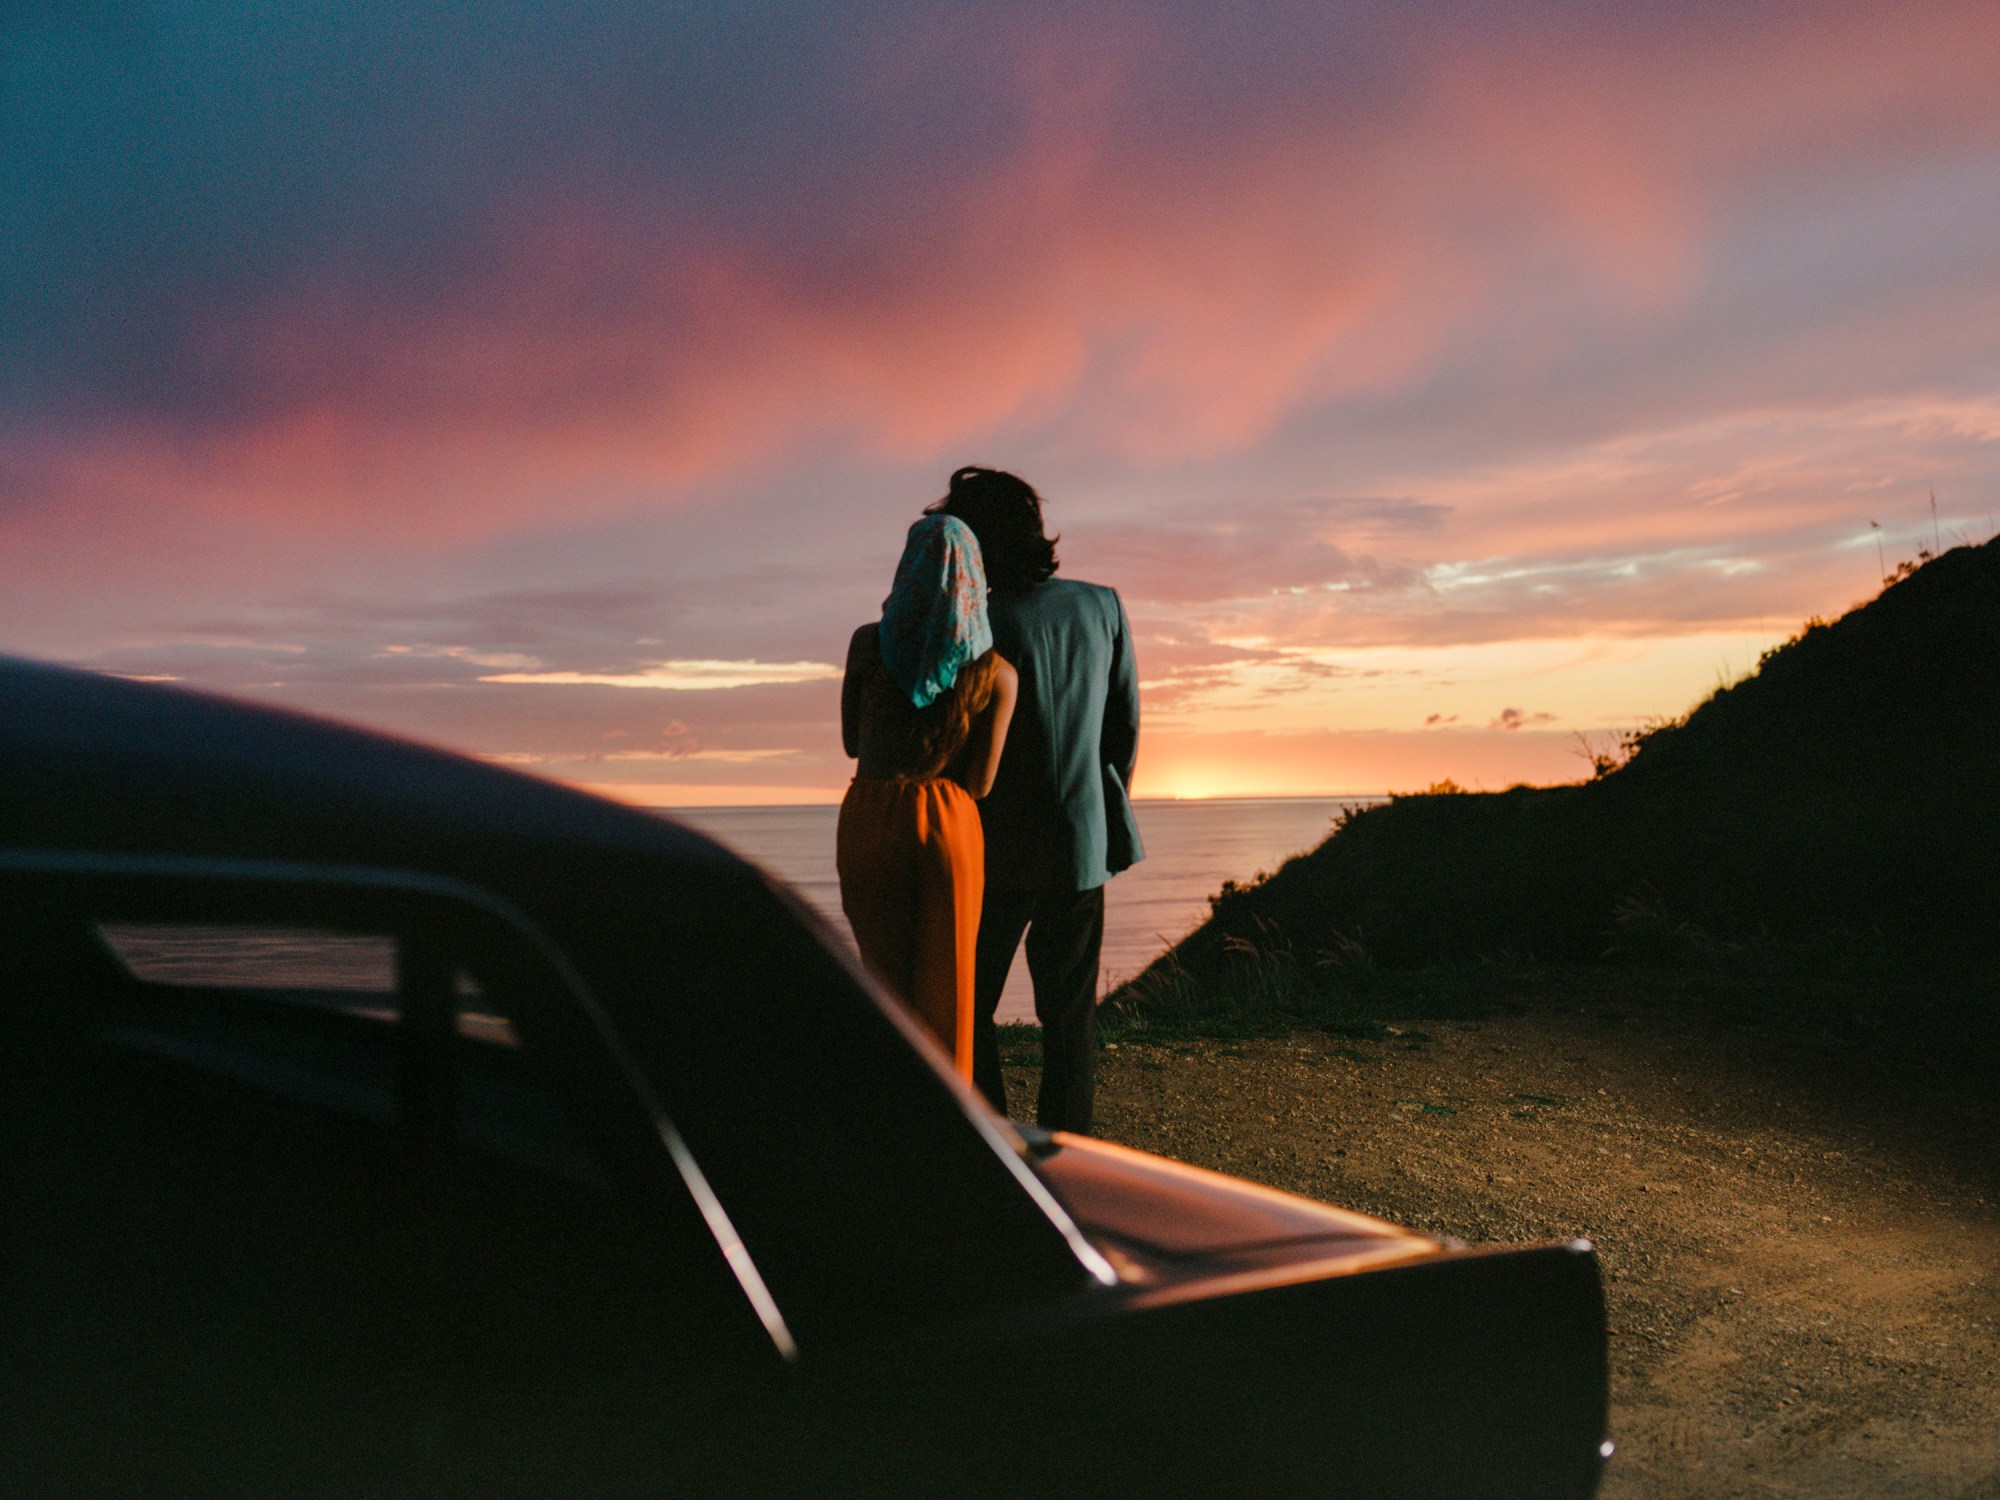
[[977, 579, 1143, 891], [849, 625, 997, 782]]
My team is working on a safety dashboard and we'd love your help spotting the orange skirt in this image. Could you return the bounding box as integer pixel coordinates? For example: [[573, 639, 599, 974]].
[[835, 776, 984, 1079]]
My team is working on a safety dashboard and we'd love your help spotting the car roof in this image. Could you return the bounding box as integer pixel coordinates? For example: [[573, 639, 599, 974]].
[[0, 654, 744, 891]]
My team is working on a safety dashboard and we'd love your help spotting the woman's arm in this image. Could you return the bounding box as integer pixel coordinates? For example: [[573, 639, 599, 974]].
[[841, 624, 875, 760], [960, 655, 1018, 799]]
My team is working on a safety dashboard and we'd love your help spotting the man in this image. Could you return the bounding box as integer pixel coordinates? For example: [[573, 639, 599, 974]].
[[932, 466, 1142, 1134]]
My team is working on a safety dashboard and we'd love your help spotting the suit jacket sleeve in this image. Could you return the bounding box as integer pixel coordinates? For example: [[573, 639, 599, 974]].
[[1102, 590, 1139, 785]]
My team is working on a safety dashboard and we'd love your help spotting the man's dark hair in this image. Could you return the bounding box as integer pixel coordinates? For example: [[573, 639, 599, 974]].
[[927, 466, 1059, 590]]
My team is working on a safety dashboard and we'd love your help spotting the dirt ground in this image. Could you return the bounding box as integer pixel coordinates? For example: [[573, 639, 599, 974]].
[[1006, 973, 2000, 1498]]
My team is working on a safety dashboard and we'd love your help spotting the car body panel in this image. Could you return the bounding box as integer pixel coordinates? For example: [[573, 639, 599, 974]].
[[1028, 1128, 1434, 1262]]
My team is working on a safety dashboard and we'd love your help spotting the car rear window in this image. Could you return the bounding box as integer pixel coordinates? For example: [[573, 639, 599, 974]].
[[99, 922, 395, 991], [96, 920, 518, 1045]]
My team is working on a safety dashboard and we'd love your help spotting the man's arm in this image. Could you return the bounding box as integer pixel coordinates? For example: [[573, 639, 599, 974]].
[[1101, 590, 1139, 784]]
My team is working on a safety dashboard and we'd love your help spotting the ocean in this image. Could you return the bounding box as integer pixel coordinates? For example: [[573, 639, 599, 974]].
[[671, 797, 1369, 1024]]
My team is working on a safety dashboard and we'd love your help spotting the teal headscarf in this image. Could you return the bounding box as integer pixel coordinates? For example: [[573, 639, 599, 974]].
[[878, 514, 993, 709]]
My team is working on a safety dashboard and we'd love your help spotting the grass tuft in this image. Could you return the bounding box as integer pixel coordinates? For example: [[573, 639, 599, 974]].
[[1100, 920, 1519, 1043]]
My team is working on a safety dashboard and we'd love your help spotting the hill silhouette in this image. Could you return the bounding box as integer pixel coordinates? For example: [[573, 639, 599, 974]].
[[1120, 537, 2000, 1006]]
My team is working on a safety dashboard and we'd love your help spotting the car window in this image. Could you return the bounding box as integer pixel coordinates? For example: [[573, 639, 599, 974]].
[[1, 875, 777, 1499], [93, 920, 596, 1180], [99, 921, 398, 992], [98, 920, 519, 1041]]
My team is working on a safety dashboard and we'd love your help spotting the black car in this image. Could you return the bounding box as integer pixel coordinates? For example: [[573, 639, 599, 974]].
[[0, 658, 1608, 1498]]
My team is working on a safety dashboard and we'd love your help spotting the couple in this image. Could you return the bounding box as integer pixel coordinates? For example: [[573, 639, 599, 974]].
[[837, 467, 1142, 1134]]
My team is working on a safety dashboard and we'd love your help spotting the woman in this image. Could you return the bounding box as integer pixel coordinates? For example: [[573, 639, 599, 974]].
[[837, 513, 1017, 1079]]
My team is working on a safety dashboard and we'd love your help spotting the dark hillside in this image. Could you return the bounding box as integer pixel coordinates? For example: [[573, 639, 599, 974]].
[[1589, 536, 2000, 955], [1123, 537, 2000, 998]]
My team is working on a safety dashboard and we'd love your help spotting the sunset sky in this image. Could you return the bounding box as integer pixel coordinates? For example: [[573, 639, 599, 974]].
[[7, 1, 1999, 804]]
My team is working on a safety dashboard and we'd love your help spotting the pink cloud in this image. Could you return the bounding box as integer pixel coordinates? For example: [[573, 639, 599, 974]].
[[22, 1, 1998, 554]]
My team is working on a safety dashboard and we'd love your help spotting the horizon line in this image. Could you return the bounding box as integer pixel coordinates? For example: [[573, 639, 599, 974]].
[[643, 790, 1396, 813]]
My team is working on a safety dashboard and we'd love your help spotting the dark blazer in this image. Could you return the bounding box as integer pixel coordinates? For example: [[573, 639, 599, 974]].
[[978, 578, 1143, 891]]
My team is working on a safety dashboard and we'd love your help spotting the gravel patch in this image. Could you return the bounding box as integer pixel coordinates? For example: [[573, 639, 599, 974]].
[[1011, 985, 2000, 1498]]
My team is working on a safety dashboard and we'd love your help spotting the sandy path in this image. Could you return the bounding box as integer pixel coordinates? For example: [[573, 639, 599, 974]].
[[1007, 978, 2000, 1497]]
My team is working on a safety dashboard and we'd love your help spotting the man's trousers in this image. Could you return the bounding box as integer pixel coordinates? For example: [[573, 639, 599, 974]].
[[970, 884, 1104, 1134]]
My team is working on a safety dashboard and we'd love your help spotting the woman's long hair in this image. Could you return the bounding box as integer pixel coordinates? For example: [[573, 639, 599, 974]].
[[927, 466, 1058, 591], [864, 646, 1000, 774]]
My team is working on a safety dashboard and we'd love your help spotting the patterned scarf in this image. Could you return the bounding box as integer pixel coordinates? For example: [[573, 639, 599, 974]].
[[877, 514, 993, 709]]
